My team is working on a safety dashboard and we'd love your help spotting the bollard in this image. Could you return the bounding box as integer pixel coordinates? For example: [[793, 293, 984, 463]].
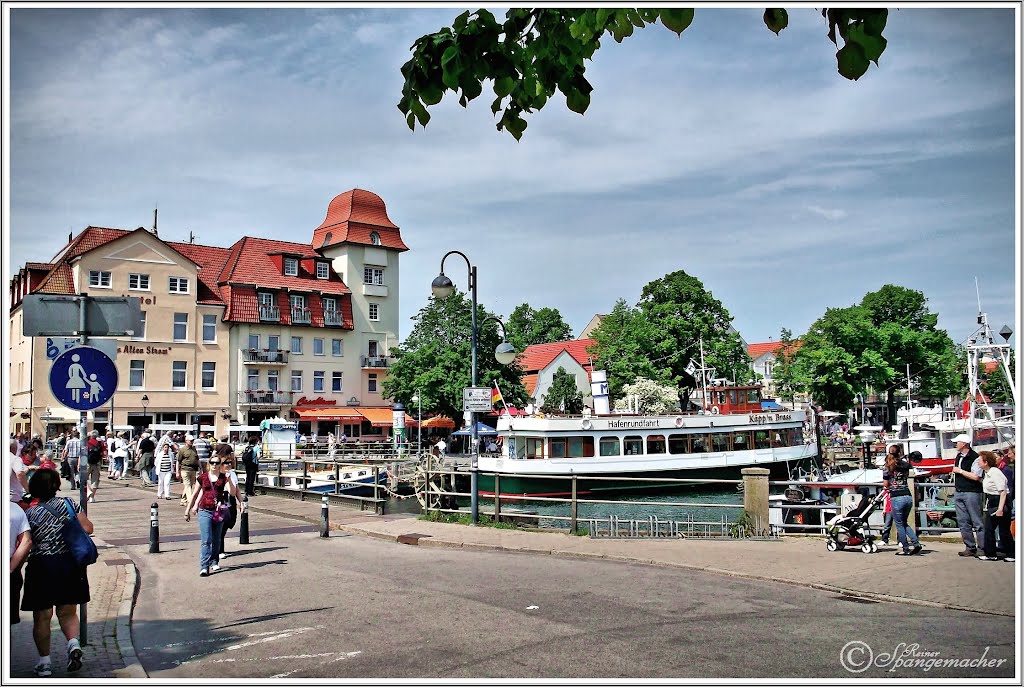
[[319, 495, 330, 537], [149, 502, 160, 553], [239, 496, 250, 545]]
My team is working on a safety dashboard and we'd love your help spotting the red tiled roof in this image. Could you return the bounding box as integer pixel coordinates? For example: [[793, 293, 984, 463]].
[[518, 339, 597, 373], [34, 263, 74, 295], [166, 241, 233, 305], [51, 226, 131, 263], [312, 189, 409, 252], [25, 262, 54, 271], [982, 360, 999, 373], [220, 236, 352, 297], [748, 340, 802, 359], [523, 373, 539, 397], [224, 285, 258, 323]]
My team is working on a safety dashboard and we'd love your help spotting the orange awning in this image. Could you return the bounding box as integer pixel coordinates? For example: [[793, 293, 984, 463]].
[[356, 407, 399, 427], [293, 407, 365, 421]]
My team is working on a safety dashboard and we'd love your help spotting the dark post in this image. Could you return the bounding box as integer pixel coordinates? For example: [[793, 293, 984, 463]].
[[239, 496, 250, 544], [301, 459, 309, 502], [373, 466, 382, 515], [334, 463, 340, 495], [570, 474, 578, 535], [148, 502, 160, 553], [494, 473, 501, 523], [319, 495, 329, 537]]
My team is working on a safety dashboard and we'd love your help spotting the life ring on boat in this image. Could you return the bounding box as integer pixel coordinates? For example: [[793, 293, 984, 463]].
[[710, 406, 720, 415], [581, 419, 593, 430], [675, 416, 684, 427]]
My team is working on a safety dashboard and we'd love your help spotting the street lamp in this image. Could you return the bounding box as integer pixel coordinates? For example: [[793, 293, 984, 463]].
[[431, 250, 516, 524], [411, 393, 422, 456], [141, 395, 149, 428]]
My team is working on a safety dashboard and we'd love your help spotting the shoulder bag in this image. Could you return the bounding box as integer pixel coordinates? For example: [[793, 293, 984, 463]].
[[38, 498, 98, 567]]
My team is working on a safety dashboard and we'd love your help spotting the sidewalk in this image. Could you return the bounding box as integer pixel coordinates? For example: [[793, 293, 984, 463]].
[[9, 477, 1015, 679]]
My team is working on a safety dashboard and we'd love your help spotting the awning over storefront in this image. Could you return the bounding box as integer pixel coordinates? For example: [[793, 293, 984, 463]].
[[293, 407, 365, 421], [356, 407, 400, 427]]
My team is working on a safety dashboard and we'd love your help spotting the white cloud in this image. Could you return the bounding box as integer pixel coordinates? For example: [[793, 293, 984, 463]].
[[806, 205, 848, 221]]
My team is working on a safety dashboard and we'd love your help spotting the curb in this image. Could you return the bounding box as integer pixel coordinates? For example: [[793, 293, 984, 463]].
[[93, 537, 148, 679]]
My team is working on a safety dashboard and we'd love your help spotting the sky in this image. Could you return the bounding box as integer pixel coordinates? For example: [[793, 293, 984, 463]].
[[5, 4, 1019, 351]]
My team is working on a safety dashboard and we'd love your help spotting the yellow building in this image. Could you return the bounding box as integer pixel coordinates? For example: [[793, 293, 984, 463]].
[[9, 189, 408, 439]]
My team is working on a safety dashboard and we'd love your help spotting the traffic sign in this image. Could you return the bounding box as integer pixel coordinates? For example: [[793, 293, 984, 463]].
[[463, 386, 493, 412], [49, 345, 119, 411]]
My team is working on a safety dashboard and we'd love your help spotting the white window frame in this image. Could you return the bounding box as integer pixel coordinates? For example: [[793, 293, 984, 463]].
[[313, 371, 325, 393], [313, 338, 325, 356], [202, 314, 217, 343], [267, 335, 280, 351], [172, 361, 187, 390], [128, 273, 151, 290], [291, 336, 303, 354], [129, 360, 145, 389], [316, 262, 329, 280], [284, 257, 299, 276], [173, 313, 188, 342], [363, 267, 384, 285], [369, 231, 381, 245], [291, 370, 303, 392], [248, 334, 260, 350], [247, 369, 259, 391], [323, 297, 337, 312], [368, 373, 377, 393], [168, 276, 190, 294], [258, 292, 275, 307], [332, 371, 343, 393], [290, 294, 306, 310], [368, 303, 379, 321], [201, 362, 216, 390], [132, 312, 147, 341], [332, 339, 343, 357], [89, 271, 112, 289], [267, 370, 279, 391]]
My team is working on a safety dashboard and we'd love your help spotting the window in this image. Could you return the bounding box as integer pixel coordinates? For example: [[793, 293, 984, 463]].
[[368, 303, 379, 321], [550, 437, 594, 458], [526, 438, 544, 459], [316, 262, 329, 280], [290, 294, 306, 310], [247, 370, 259, 391], [313, 338, 324, 355], [323, 297, 337, 312], [89, 271, 111, 288], [284, 257, 298, 276], [668, 434, 689, 454], [291, 370, 303, 392], [624, 436, 643, 456], [754, 430, 772, 449], [132, 312, 147, 340], [369, 231, 381, 245], [732, 431, 750, 451], [259, 292, 275, 307], [368, 340, 379, 357], [172, 361, 187, 390], [248, 334, 259, 350], [202, 362, 216, 390], [599, 437, 621, 456], [332, 371, 343, 392], [173, 313, 188, 341], [764, 361, 775, 379], [291, 336, 303, 354], [267, 370, 279, 391], [129, 360, 145, 389], [363, 267, 384, 285], [711, 432, 730, 452], [332, 339, 343, 356], [691, 434, 710, 453], [647, 435, 666, 455], [168, 276, 190, 293], [202, 314, 217, 343], [268, 335, 280, 351], [313, 371, 325, 393], [128, 273, 150, 290], [368, 373, 377, 393]]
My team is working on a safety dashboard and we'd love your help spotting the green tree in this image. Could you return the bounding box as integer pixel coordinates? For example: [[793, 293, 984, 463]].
[[506, 303, 574, 353], [383, 291, 528, 421], [540, 367, 585, 414], [980, 352, 1015, 405], [771, 328, 806, 404], [588, 298, 664, 400], [399, 8, 889, 139]]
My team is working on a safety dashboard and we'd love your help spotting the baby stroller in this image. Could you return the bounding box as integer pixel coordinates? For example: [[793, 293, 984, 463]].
[[825, 489, 888, 554]]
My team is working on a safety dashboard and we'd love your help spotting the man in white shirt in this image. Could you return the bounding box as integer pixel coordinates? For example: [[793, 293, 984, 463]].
[[9, 439, 28, 503], [10, 503, 32, 625]]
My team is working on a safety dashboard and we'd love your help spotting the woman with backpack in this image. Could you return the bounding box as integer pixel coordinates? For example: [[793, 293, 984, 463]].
[[184, 444, 239, 576], [21, 468, 93, 676]]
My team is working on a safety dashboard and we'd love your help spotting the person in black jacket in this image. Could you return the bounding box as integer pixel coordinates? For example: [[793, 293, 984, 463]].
[[885, 448, 923, 556], [950, 433, 985, 557], [137, 433, 156, 487]]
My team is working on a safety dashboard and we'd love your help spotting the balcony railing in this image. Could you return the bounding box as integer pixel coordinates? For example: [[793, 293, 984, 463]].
[[242, 349, 288, 365], [324, 310, 343, 326], [361, 356, 391, 368], [259, 305, 280, 322], [292, 307, 311, 324], [237, 390, 293, 405]]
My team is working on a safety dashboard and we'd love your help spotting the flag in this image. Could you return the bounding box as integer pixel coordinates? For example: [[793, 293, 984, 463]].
[[492, 381, 505, 409], [685, 359, 697, 377]]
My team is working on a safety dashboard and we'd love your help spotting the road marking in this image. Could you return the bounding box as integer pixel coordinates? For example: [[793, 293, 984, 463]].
[[526, 605, 539, 610], [145, 625, 324, 650], [168, 626, 325, 666], [211, 652, 338, 663], [271, 651, 362, 678]]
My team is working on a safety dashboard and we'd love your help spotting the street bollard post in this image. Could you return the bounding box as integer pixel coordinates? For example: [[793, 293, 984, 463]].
[[149, 502, 160, 553], [320, 494, 330, 537], [239, 495, 250, 544]]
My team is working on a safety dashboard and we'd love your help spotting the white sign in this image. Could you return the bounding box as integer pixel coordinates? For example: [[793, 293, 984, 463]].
[[45, 337, 118, 363], [463, 386, 493, 412]]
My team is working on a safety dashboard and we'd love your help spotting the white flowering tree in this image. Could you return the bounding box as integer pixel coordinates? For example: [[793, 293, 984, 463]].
[[613, 378, 680, 415]]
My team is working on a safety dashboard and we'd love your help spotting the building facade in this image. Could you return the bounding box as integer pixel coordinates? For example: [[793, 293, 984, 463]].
[[8, 189, 407, 440], [518, 339, 596, 410]]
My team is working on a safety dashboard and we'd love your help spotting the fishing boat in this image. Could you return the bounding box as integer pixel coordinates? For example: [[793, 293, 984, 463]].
[[248, 464, 386, 495], [480, 382, 816, 496]]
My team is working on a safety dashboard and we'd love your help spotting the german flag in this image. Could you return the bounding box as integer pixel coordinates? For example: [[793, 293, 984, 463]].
[[491, 381, 504, 408]]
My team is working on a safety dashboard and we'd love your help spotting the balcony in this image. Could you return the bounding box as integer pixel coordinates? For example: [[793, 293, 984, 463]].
[[324, 310, 343, 327], [259, 305, 280, 322], [237, 390, 293, 406], [242, 349, 289, 365], [361, 355, 392, 369], [292, 307, 311, 324]]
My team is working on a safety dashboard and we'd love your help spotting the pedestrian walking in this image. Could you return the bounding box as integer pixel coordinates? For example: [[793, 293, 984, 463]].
[[156, 433, 178, 500], [885, 447, 922, 556], [978, 450, 1014, 562], [177, 435, 201, 507], [85, 430, 104, 503], [10, 501, 32, 625], [218, 452, 242, 560], [10, 439, 29, 503], [950, 433, 985, 557], [184, 444, 236, 576], [194, 432, 212, 473], [137, 432, 156, 486], [21, 468, 92, 676], [60, 432, 81, 491], [241, 435, 259, 497], [105, 432, 117, 479], [109, 431, 127, 480]]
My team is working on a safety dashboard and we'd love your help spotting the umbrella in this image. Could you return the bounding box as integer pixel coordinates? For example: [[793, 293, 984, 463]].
[[817, 410, 844, 418], [421, 416, 455, 429], [451, 422, 498, 436]]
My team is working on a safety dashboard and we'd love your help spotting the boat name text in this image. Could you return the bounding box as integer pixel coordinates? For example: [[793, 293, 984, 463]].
[[607, 419, 661, 429], [749, 413, 793, 424]]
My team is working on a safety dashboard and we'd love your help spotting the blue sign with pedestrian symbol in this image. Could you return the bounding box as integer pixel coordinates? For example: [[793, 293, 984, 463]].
[[49, 345, 118, 411]]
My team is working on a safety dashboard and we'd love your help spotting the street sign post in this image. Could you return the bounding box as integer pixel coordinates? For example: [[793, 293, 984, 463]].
[[463, 386, 492, 413]]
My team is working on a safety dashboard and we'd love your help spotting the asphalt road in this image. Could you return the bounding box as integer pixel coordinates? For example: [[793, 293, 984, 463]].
[[106, 506, 1014, 680]]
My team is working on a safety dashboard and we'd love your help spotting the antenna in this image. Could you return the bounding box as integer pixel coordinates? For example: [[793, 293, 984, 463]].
[[152, 206, 159, 237], [188, 230, 197, 244]]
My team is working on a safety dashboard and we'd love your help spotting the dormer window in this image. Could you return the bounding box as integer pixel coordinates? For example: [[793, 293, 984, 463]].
[[316, 262, 329, 280], [284, 257, 298, 276], [369, 232, 381, 246]]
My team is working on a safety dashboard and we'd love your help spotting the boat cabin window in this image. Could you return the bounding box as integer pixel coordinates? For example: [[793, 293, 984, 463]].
[[732, 431, 749, 450], [711, 433, 729, 452], [753, 430, 771, 449], [599, 437, 620, 456], [746, 390, 761, 404], [668, 434, 689, 454], [727, 390, 738, 405], [526, 438, 544, 459], [691, 434, 709, 453], [647, 435, 666, 455], [624, 436, 643, 455], [549, 437, 595, 458]]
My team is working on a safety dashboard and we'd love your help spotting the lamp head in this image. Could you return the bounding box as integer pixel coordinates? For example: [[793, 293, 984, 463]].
[[411, 394, 419, 403], [431, 273, 455, 299], [494, 341, 516, 366], [141, 394, 149, 408]]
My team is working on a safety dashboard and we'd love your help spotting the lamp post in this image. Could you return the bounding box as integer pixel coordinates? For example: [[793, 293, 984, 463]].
[[411, 393, 422, 456], [431, 251, 516, 524], [141, 394, 149, 428]]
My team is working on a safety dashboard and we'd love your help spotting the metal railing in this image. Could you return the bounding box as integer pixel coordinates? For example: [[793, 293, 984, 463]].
[[291, 307, 311, 324], [324, 311, 343, 326], [237, 390, 293, 405], [241, 349, 288, 364], [259, 305, 280, 322], [360, 356, 391, 368]]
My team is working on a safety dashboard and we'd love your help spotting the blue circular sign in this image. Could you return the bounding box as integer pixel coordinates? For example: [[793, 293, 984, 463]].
[[49, 345, 118, 411]]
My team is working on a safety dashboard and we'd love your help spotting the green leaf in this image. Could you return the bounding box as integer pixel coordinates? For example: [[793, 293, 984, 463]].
[[639, 8, 659, 23], [596, 8, 612, 28], [847, 23, 887, 64], [491, 96, 503, 115], [566, 87, 590, 114], [441, 45, 460, 69], [863, 9, 887, 37], [836, 43, 870, 80], [453, 10, 469, 32], [763, 8, 788, 35], [626, 9, 646, 28], [493, 75, 515, 97], [405, 111, 416, 130], [659, 8, 694, 35], [461, 78, 483, 101], [419, 83, 444, 106]]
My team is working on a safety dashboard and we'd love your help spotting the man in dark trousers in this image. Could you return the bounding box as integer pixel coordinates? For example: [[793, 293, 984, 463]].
[[951, 433, 984, 557], [137, 432, 156, 487], [241, 434, 260, 497]]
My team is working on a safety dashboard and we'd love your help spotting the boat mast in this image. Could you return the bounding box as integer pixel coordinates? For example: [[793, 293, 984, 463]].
[[699, 336, 709, 411], [965, 289, 1018, 445]]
